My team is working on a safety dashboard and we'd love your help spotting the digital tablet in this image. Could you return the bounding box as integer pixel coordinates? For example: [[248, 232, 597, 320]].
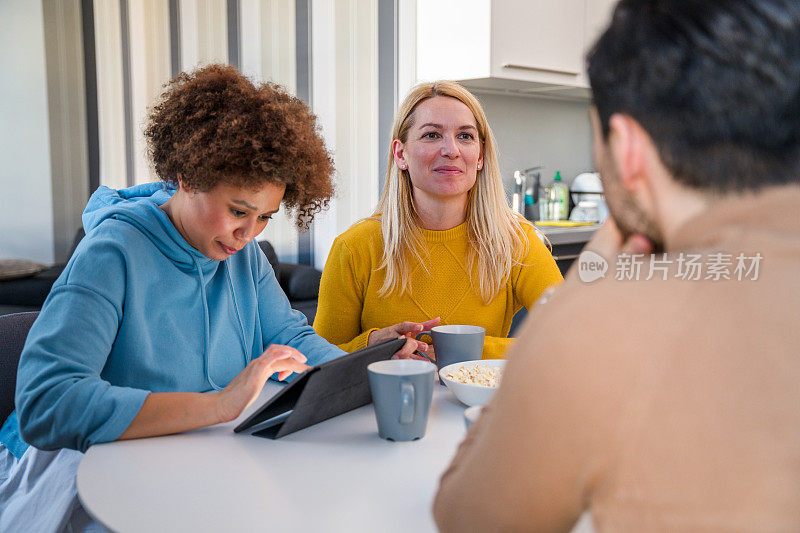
[[234, 337, 407, 439]]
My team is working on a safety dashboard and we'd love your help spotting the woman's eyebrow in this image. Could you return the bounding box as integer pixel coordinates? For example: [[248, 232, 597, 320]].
[[418, 122, 477, 132], [231, 199, 258, 210], [232, 200, 280, 216]]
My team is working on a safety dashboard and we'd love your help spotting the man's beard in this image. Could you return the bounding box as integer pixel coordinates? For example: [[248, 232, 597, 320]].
[[601, 167, 666, 253]]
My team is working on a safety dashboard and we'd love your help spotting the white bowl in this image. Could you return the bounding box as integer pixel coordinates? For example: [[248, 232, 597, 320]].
[[439, 359, 506, 407], [463, 405, 484, 429]]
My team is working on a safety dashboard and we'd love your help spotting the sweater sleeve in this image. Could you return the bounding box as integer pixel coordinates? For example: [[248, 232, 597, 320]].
[[314, 235, 376, 353], [15, 242, 150, 453]]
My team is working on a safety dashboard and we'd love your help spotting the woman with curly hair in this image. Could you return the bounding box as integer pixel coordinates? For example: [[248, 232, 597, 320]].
[[3, 64, 411, 530], [314, 81, 562, 359]]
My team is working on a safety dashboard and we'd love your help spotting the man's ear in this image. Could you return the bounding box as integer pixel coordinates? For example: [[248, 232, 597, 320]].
[[607, 113, 649, 193]]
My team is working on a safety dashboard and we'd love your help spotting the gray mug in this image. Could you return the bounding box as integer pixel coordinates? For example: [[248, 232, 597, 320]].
[[416, 325, 486, 369], [367, 360, 436, 441]]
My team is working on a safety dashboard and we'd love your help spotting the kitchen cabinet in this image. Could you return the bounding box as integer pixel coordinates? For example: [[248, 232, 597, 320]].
[[492, 0, 585, 79], [415, 0, 618, 99], [585, 0, 619, 54]]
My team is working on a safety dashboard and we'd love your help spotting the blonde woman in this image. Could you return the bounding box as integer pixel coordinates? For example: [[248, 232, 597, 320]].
[[314, 81, 563, 358]]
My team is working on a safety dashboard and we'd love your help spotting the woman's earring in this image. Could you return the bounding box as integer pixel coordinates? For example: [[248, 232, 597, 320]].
[[477, 162, 483, 170]]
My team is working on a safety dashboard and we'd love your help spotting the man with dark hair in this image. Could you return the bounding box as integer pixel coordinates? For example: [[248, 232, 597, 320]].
[[434, 1, 800, 531]]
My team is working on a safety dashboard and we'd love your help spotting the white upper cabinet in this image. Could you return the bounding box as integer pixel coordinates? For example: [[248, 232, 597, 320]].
[[415, 0, 618, 99], [584, 0, 619, 63], [492, 0, 585, 81]]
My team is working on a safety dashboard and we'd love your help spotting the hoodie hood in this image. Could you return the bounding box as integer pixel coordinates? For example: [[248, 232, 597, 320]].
[[83, 182, 214, 269], [83, 183, 241, 392]]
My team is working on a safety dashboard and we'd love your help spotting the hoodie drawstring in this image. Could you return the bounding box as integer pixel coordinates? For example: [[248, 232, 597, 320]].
[[194, 256, 222, 391], [194, 256, 251, 391], [225, 260, 251, 365]]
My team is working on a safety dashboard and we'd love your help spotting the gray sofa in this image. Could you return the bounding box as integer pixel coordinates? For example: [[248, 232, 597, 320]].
[[257, 240, 321, 323]]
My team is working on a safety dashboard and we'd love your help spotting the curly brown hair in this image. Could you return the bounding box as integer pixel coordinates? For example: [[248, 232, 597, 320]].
[[144, 64, 334, 229]]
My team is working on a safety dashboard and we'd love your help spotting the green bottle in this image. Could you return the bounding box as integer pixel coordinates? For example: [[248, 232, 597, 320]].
[[544, 171, 570, 220]]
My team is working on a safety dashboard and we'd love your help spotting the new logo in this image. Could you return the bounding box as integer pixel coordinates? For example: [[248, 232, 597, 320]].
[[577, 250, 608, 283]]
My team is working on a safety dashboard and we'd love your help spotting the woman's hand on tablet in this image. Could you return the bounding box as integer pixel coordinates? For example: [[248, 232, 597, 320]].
[[119, 346, 309, 440], [215, 345, 309, 423]]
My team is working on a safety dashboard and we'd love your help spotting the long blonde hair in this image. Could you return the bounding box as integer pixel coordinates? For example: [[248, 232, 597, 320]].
[[373, 81, 529, 304]]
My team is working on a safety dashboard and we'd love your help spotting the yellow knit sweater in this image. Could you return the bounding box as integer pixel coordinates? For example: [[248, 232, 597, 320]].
[[314, 218, 563, 358]]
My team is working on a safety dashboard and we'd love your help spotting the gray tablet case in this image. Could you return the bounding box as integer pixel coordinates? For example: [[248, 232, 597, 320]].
[[234, 338, 406, 439]]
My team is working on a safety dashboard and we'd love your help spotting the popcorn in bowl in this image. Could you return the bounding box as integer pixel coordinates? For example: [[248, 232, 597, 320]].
[[443, 364, 503, 388], [439, 360, 507, 406]]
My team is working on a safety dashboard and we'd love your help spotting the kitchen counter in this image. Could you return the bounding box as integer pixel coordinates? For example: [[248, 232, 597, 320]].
[[534, 224, 599, 246]]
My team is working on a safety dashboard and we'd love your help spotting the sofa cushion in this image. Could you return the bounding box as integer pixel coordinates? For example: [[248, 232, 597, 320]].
[[290, 299, 318, 325], [279, 263, 322, 300], [0, 265, 65, 306], [256, 239, 321, 301], [257, 240, 280, 273], [0, 259, 48, 281]]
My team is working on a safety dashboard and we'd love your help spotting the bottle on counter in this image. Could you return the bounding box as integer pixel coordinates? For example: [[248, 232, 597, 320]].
[[512, 170, 526, 217], [514, 166, 544, 220], [524, 188, 536, 221], [543, 170, 570, 220]]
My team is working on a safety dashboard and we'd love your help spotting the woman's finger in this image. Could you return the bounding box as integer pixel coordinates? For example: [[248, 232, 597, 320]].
[[273, 360, 310, 380], [415, 340, 430, 353], [392, 337, 419, 359], [395, 321, 424, 335], [276, 357, 310, 372], [260, 344, 308, 364], [244, 349, 309, 383], [421, 317, 441, 329]]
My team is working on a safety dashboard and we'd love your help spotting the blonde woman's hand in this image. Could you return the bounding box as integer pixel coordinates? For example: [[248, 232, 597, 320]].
[[214, 345, 309, 423], [368, 317, 441, 361]]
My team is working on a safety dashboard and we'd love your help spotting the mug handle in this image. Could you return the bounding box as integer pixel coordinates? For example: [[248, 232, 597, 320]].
[[399, 381, 415, 424], [415, 330, 432, 341]]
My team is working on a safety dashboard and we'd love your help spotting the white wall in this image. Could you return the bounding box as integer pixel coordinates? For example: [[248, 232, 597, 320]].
[[240, 0, 301, 263], [44, 0, 90, 262], [474, 92, 594, 192], [415, 0, 490, 82], [311, 0, 381, 270], [0, 1, 55, 264]]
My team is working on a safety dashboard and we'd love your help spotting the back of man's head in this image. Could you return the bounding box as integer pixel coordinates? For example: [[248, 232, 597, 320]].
[[588, 0, 800, 193]]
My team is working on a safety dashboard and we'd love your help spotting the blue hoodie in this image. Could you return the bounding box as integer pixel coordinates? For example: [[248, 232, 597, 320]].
[[6, 183, 344, 455]]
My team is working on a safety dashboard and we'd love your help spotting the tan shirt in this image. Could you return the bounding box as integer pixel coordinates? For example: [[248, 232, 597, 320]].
[[433, 186, 800, 532]]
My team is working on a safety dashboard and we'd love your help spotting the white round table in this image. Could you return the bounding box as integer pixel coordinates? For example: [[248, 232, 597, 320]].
[[77, 383, 468, 532]]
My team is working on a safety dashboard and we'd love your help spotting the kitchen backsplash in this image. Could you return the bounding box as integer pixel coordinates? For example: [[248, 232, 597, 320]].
[[474, 91, 595, 193]]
